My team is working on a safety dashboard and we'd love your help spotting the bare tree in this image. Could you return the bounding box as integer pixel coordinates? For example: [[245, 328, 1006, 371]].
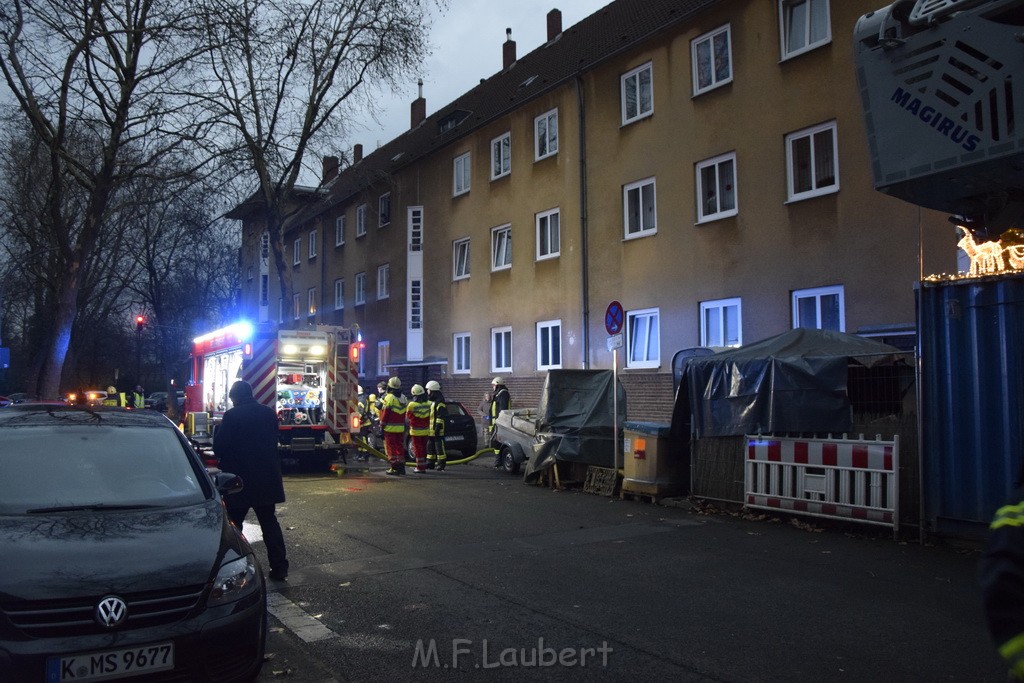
[[197, 0, 435, 323], [0, 0, 217, 398]]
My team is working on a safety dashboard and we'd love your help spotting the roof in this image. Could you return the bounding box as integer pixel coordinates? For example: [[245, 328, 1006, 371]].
[[291, 0, 722, 224]]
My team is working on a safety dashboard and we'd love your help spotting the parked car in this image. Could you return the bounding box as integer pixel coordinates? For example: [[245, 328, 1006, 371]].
[[65, 389, 107, 406], [145, 390, 185, 412], [402, 400, 478, 461], [6, 392, 36, 404], [0, 395, 10, 408], [0, 404, 267, 681]]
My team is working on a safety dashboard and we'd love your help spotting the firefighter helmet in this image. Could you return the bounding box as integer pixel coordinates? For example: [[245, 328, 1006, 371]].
[[491, 376, 504, 386], [107, 386, 116, 393], [357, 385, 364, 394], [425, 380, 441, 392], [410, 384, 425, 396], [387, 376, 401, 389]]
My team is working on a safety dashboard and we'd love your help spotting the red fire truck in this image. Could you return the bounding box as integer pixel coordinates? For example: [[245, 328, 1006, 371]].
[[187, 322, 362, 469]]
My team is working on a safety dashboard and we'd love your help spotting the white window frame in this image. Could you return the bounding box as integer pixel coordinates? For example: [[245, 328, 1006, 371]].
[[621, 62, 653, 125], [491, 326, 512, 373], [535, 109, 558, 160], [779, 0, 832, 61], [453, 333, 471, 374], [491, 224, 512, 272], [453, 152, 471, 196], [355, 272, 366, 306], [308, 230, 317, 259], [292, 292, 301, 320], [377, 341, 390, 377], [334, 278, 345, 310], [378, 193, 391, 227], [536, 208, 560, 261], [691, 24, 733, 96], [377, 263, 390, 300], [786, 120, 839, 202], [292, 238, 301, 266], [626, 307, 660, 369], [536, 319, 562, 371], [453, 237, 471, 280], [700, 297, 742, 347], [623, 177, 657, 239], [792, 285, 845, 332], [307, 287, 317, 316], [335, 215, 345, 247], [696, 152, 738, 223], [491, 132, 511, 180], [356, 204, 367, 237]]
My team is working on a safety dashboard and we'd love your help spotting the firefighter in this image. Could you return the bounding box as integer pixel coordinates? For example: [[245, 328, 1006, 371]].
[[102, 385, 126, 407], [489, 377, 511, 467], [355, 386, 371, 461], [379, 377, 408, 475], [425, 380, 448, 471], [980, 483, 1024, 680], [406, 384, 431, 473], [130, 385, 145, 410]]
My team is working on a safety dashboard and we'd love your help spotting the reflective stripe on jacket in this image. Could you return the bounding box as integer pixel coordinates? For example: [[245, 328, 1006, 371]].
[[407, 399, 431, 437], [429, 399, 447, 437], [380, 392, 407, 433]]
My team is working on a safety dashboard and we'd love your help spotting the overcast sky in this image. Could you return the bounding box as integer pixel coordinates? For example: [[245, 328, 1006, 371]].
[[348, 0, 612, 150]]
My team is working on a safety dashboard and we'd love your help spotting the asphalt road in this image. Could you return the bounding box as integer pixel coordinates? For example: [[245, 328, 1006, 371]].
[[242, 455, 1006, 682]]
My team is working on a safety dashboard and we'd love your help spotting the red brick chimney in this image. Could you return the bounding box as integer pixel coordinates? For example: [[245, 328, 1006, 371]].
[[352, 144, 363, 164], [503, 28, 516, 69], [411, 79, 426, 129], [322, 156, 339, 183], [547, 9, 562, 41]]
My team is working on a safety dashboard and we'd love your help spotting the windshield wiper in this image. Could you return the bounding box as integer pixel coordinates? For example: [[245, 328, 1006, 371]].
[[26, 503, 162, 513]]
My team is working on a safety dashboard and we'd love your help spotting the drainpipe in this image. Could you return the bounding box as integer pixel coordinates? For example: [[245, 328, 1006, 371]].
[[575, 74, 590, 369]]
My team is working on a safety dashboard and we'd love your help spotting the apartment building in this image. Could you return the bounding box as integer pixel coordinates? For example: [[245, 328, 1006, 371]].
[[232, 0, 955, 420]]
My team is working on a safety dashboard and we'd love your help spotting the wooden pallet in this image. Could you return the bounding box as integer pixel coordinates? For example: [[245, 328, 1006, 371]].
[[619, 489, 663, 505], [584, 466, 621, 497]]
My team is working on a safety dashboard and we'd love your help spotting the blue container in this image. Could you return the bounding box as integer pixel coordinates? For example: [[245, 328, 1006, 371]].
[[918, 273, 1024, 539]]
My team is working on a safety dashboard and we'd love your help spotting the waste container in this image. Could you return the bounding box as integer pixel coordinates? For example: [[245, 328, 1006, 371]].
[[621, 421, 684, 499]]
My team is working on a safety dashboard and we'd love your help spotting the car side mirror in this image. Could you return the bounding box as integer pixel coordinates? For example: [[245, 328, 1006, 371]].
[[213, 471, 244, 496]]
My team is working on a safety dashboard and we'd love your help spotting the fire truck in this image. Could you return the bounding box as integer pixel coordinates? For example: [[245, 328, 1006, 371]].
[[187, 322, 363, 469]]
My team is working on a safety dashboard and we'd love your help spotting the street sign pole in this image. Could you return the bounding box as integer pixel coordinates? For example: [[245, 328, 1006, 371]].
[[613, 346, 619, 470]]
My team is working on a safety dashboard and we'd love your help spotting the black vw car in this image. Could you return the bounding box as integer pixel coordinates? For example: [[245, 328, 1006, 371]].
[[0, 404, 266, 681]]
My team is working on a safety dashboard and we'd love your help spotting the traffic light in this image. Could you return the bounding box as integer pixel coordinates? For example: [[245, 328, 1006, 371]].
[[135, 315, 145, 332]]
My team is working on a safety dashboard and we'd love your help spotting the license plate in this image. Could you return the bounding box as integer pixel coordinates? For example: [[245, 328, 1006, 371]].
[[443, 436, 460, 442], [47, 642, 174, 681]]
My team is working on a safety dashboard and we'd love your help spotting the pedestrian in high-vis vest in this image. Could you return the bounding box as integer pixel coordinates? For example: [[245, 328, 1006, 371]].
[[980, 483, 1024, 680], [406, 384, 431, 473], [380, 377, 408, 476], [489, 377, 511, 468], [425, 380, 448, 471]]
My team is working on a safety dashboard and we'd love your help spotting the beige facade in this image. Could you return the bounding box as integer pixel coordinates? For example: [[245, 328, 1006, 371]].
[[235, 0, 955, 419]]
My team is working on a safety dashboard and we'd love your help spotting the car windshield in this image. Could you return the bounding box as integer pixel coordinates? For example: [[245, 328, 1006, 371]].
[[0, 425, 210, 514]]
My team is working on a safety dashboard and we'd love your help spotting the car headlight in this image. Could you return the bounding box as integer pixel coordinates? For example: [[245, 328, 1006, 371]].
[[208, 554, 259, 606]]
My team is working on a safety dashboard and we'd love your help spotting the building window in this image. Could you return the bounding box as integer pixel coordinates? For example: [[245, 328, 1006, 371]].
[[335, 215, 345, 246], [356, 204, 367, 237], [623, 177, 656, 238], [621, 62, 653, 125], [292, 238, 300, 266], [700, 298, 742, 347], [536, 320, 562, 370], [692, 24, 732, 96], [355, 272, 366, 305], [491, 224, 512, 271], [308, 230, 317, 259], [453, 333, 471, 374], [292, 292, 301, 320], [307, 287, 317, 316], [334, 278, 345, 310], [786, 121, 838, 201], [696, 152, 738, 222], [780, 0, 831, 60], [535, 109, 558, 160], [792, 285, 844, 331], [536, 208, 560, 260], [377, 341, 390, 377], [409, 278, 422, 330], [454, 152, 471, 196], [491, 326, 512, 373], [378, 193, 391, 227], [377, 263, 390, 300], [260, 274, 268, 307], [626, 307, 660, 369], [491, 132, 511, 180], [453, 238, 471, 280]]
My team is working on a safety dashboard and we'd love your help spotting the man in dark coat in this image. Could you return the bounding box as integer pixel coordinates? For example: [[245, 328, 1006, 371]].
[[214, 380, 289, 580]]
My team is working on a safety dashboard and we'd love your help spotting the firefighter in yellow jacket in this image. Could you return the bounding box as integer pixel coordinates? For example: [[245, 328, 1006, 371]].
[[379, 377, 408, 476], [981, 485, 1024, 680], [425, 380, 448, 471], [406, 384, 431, 473]]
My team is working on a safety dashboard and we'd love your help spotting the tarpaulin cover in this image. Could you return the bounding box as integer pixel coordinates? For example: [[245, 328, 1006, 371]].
[[683, 329, 901, 438], [524, 369, 627, 478]]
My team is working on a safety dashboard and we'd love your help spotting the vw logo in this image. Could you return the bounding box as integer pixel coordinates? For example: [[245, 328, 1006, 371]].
[[95, 596, 128, 628]]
